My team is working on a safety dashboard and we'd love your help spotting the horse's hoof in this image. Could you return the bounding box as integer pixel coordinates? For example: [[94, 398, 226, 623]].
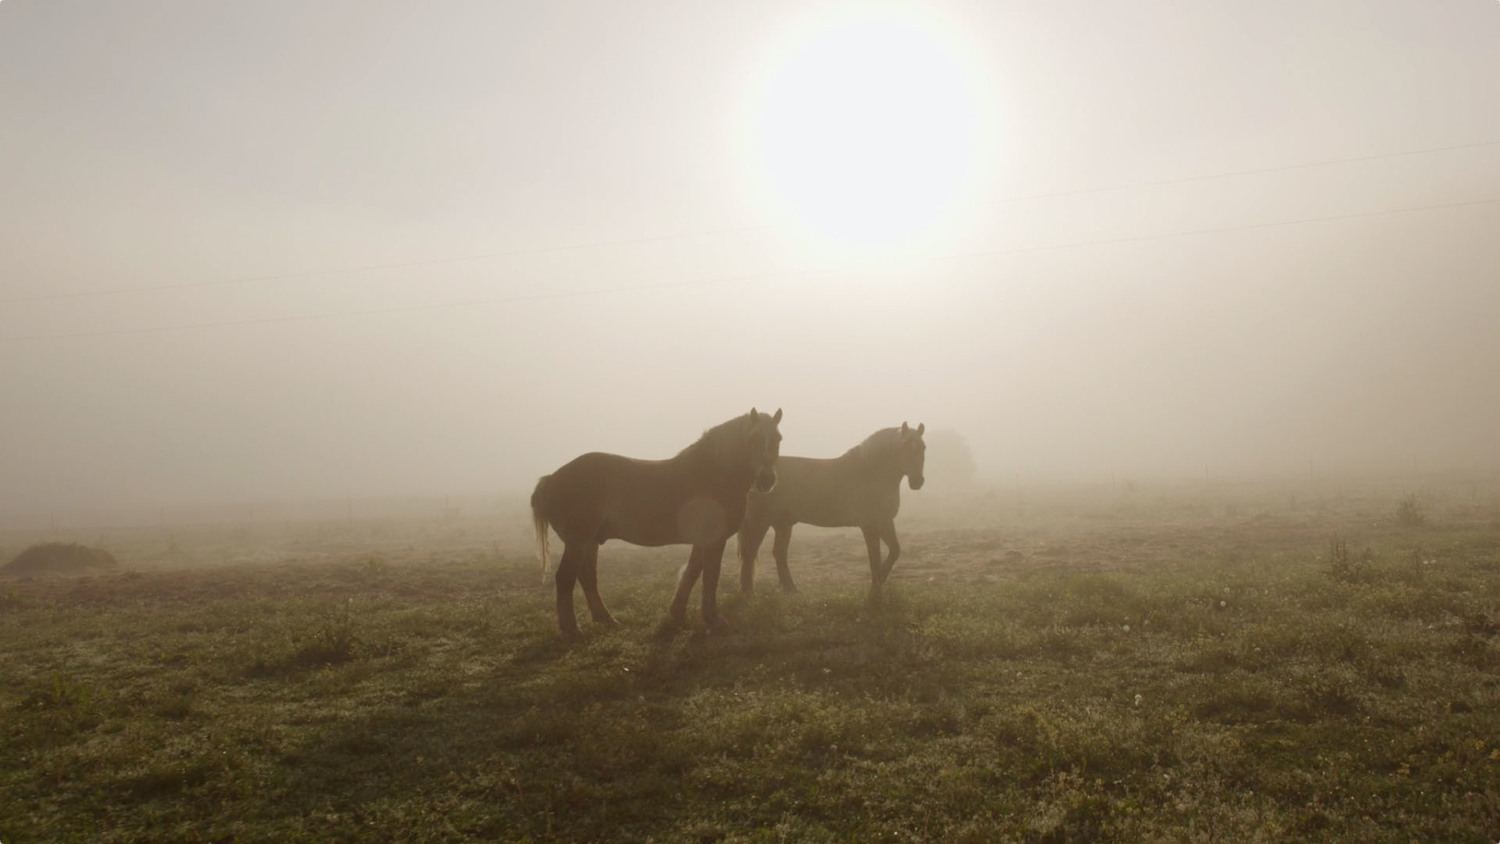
[[782, 584, 799, 595], [559, 626, 583, 640], [591, 612, 620, 628], [703, 614, 732, 633]]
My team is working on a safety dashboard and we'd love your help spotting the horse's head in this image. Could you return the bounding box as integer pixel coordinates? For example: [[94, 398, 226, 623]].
[[899, 421, 926, 490], [747, 407, 783, 492]]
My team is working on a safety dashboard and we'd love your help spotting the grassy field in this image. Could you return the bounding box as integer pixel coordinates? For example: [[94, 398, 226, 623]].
[[2, 479, 1498, 842]]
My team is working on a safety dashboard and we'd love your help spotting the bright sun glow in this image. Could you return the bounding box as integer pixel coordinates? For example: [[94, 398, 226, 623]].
[[744, 7, 989, 258]]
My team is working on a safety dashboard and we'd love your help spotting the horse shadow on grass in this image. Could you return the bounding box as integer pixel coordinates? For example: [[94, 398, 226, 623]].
[[265, 582, 964, 840]]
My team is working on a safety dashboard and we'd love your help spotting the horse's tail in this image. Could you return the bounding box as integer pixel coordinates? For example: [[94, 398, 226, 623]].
[[530, 475, 552, 583]]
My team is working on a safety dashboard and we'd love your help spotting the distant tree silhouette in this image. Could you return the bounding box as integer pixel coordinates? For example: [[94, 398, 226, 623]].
[[923, 429, 977, 488]]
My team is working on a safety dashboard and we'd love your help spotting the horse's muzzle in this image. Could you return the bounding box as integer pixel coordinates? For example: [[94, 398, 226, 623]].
[[909, 475, 925, 490], [755, 469, 778, 493]]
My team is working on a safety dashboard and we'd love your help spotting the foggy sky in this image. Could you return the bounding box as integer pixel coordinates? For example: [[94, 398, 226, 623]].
[[2, 0, 1498, 523]]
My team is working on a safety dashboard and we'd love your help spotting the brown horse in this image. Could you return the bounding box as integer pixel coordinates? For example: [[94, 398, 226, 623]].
[[531, 408, 783, 637], [738, 422, 924, 594]]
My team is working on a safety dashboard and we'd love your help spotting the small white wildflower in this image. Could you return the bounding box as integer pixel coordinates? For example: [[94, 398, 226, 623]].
[[1122, 624, 1130, 633], [1219, 600, 1227, 608], [1133, 694, 1143, 706]]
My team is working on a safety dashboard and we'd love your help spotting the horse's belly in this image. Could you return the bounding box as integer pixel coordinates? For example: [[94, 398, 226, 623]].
[[792, 493, 863, 529], [602, 493, 737, 548], [800, 511, 856, 529], [602, 523, 679, 548]]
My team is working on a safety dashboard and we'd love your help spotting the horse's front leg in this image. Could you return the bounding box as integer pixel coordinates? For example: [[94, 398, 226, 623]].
[[878, 520, 901, 583], [861, 525, 884, 591], [771, 521, 798, 593], [738, 518, 771, 594], [669, 544, 705, 624], [698, 538, 731, 631]]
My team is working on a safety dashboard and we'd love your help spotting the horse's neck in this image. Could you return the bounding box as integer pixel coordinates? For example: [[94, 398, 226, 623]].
[[838, 447, 903, 485], [680, 439, 749, 486]]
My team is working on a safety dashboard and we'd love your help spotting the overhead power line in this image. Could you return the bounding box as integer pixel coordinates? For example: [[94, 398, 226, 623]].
[[3, 194, 1495, 344], [2, 138, 1495, 306]]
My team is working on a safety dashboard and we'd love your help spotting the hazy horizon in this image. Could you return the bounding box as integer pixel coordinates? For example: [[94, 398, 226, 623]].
[[3, 0, 1498, 524]]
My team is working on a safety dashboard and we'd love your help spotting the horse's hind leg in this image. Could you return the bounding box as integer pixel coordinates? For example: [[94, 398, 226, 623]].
[[554, 543, 583, 638], [669, 544, 705, 624], [771, 521, 798, 593], [738, 518, 771, 594], [576, 542, 618, 627]]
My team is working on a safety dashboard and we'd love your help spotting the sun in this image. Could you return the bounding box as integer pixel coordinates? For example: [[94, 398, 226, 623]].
[[742, 7, 990, 258]]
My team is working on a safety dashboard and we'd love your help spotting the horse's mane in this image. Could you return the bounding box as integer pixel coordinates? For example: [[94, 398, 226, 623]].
[[677, 411, 757, 466], [844, 427, 903, 461]]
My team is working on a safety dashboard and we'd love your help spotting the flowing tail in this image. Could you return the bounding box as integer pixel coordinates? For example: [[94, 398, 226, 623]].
[[530, 475, 552, 583]]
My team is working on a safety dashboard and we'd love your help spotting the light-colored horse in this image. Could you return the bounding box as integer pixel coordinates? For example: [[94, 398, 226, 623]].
[[738, 422, 924, 594], [532, 408, 783, 637]]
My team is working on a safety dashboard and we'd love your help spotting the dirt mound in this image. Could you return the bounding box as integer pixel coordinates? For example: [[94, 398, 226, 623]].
[[3, 542, 121, 576]]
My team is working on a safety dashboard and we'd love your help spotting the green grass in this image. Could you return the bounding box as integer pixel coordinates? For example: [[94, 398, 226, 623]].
[[2, 507, 1499, 842]]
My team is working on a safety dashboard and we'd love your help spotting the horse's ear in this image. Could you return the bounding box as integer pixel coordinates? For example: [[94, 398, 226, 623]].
[[916, 423, 925, 436], [750, 407, 759, 423], [772, 408, 782, 424], [901, 421, 910, 435]]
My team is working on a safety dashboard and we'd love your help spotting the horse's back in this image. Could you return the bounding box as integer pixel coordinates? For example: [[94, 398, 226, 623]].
[[748, 454, 872, 528], [745, 455, 816, 511], [541, 450, 707, 546]]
